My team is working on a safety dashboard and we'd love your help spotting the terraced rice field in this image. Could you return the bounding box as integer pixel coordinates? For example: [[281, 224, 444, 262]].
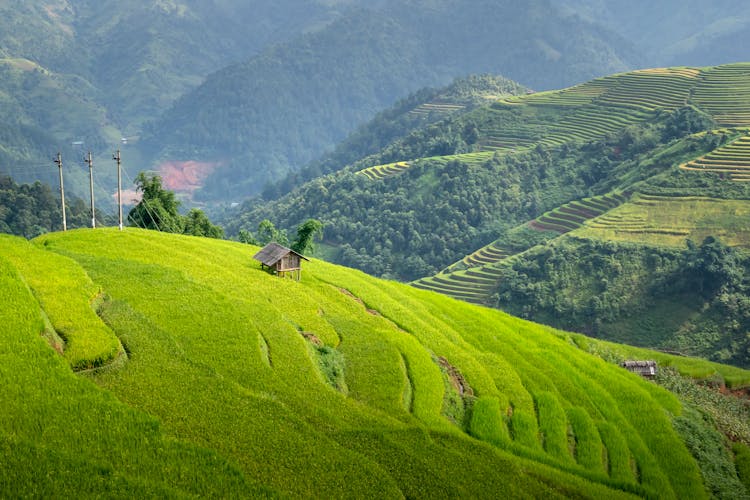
[[478, 124, 541, 152], [578, 193, 750, 248], [409, 101, 466, 116], [357, 161, 411, 180], [596, 68, 698, 111], [531, 193, 628, 234], [500, 79, 612, 107], [413, 193, 628, 304], [681, 132, 750, 181], [359, 64, 750, 182], [412, 264, 504, 305], [5, 230, 749, 497], [462, 241, 511, 267], [692, 63, 750, 127]]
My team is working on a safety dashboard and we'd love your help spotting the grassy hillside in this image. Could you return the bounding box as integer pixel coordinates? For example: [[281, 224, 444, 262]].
[[4, 228, 748, 496]]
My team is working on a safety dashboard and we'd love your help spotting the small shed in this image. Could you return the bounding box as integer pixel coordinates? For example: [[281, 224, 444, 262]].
[[620, 360, 657, 379], [253, 243, 309, 281]]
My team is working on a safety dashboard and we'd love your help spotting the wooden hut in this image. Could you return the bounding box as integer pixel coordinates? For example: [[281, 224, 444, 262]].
[[253, 243, 309, 281], [620, 360, 657, 379]]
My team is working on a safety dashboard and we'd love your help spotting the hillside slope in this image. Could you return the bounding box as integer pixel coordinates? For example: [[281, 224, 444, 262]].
[[234, 64, 749, 278], [4, 229, 748, 496]]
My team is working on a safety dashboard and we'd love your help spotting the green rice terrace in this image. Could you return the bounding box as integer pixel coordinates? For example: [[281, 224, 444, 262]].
[[681, 131, 750, 181], [3, 228, 750, 497], [578, 194, 750, 248], [357, 63, 750, 180], [411, 193, 629, 304]]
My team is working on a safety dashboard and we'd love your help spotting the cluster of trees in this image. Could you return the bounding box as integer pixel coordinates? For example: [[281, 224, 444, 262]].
[[239, 218, 323, 256], [128, 173, 223, 238], [0, 175, 106, 238], [494, 236, 750, 368]]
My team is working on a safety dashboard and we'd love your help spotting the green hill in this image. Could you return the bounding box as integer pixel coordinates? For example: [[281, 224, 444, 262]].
[[260, 74, 529, 199], [2, 228, 749, 496]]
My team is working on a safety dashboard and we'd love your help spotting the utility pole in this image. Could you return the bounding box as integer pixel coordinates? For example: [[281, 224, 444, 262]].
[[54, 152, 67, 231], [113, 149, 123, 230], [85, 151, 96, 228]]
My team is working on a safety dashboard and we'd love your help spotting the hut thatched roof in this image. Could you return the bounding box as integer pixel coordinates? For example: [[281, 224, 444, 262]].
[[253, 243, 309, 267]]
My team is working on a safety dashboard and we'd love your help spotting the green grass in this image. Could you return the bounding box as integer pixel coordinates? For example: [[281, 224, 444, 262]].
[[577, 194, 750, 249], [567, 407, 605, 473], [598, 422, 636, 483], [0, 248, 269, 497], [536, 391, 574, 463], [0, 234, 122, 370], [3, 229, 743, 496], [470, 396, 510, 446], [734, 442, 750, 492]]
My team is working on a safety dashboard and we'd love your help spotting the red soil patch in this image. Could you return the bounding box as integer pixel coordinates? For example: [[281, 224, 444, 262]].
[[157, 160, 221, 193]]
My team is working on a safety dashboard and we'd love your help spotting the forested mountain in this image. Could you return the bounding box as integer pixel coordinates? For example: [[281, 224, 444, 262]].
[[146, 0, 638, 199], [0, 0, 351, 196], [229, 63, 750, 367]]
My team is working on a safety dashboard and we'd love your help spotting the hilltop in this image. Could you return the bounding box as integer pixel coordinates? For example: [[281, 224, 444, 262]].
[[3, 228, 750, 496]]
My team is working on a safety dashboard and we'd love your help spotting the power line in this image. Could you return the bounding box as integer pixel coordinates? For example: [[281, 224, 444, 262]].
[[53, 152, 67, 231], [85, 151, 96, 228], [113, 149, 123, 231]]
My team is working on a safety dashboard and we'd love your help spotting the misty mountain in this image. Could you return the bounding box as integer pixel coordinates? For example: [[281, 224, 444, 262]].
[[145, 0, 638, 199]]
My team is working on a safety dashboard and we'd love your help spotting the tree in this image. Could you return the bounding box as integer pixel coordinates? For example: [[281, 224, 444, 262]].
[[238, 229, 257, 245], [128, 172, 224, 238], [184, 208, 224, 239], [128, 172, 183, 232], [236, 219, 288, 246], [291, 219, 323, 255], [256, 219, 288, 246]]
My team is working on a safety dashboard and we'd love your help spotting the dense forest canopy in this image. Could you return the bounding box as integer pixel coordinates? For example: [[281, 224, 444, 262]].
[[0, 175, 106, 237]]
